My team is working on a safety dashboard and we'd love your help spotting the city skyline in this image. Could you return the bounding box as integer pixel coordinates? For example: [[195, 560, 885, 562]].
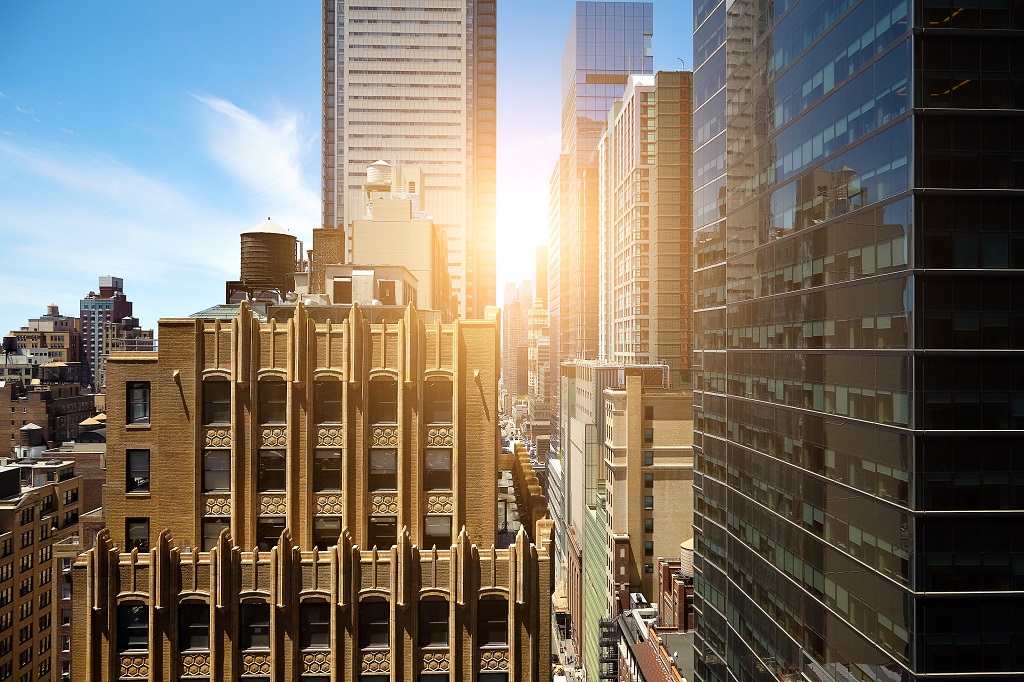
[[0, 1, 691, 332]]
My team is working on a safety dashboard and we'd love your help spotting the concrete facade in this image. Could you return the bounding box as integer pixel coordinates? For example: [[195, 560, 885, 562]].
[[72, 302, 554, 681]]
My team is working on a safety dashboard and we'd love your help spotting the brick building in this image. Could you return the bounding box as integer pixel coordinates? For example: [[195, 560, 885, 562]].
[[8, 304, 80, 366], [2, 384, 94, 456], [0, 459, 81, 682], [72, 301, 554, 681]]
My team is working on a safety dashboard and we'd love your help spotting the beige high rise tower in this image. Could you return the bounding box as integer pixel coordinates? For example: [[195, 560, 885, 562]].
[[321, 0, 497, 318]]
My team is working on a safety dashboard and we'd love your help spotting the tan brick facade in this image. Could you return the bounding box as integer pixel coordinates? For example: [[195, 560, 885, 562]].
[[73, 302, 553, 681]]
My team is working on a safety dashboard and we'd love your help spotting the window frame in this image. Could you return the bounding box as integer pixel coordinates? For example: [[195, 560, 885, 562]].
[[314, 450, 342, 491], [358, 599, 390, 650], [367, 517, 397, 551], [125, 449, 150, 493], [126, 381, 150, 426], [239, 603, 271, 650], [116, 602, 148, 652], [202, 380, 231, 425], [423, 380, 453, 423], [422, 516, 452, 550], [125, 518, 149, 553], [418, 598, 449, 649], [368, 379, 398, 423], [178, 601, 210, 651], [202, 450, 231, 492], [257, 450, 286, 492], [476, 597, 508, 647], [201, 518, 229, 552], [368, 448, 397, 491], [423, 448, 452, 491], [300, 601, 331, 650], [258, 380, 287, 424], [314, 380, 343, 424]]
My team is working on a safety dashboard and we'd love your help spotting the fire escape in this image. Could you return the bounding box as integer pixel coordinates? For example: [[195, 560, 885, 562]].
[[599, 618, 619, 680]]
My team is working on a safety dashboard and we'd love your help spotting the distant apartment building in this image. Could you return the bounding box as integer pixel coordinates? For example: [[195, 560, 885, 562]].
[[526, 299, 551, 451], [80, 277, 134, 392], [598, 71, 693, 388], [2, 383, 94, 456], [8, 305, 80, 366], [0, 459, 81, 682], [72, 301, 555, 681], [502, 281, 532, 402]]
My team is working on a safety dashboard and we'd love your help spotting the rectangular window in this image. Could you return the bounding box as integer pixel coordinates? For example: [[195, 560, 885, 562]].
[[644, 540, 654, 556], [258, 381, 287, 424], [126, 450, 150, 493], [300, 601, 331, 649], [315, 381, 343, 424], [202, 380, 231, 424], [202, 519, 229, 552], [423, 516, 452, 550], [60, 610, 70, 627], [367, 517, 397, 551], [645, 564, 654, 574], [116, 604, 148, 651], [203, 450, 231, 492], [644, 518, 654, 533], [368, 380, 398, 423], [239, 603, 270, 649], [643, 450, 654, 466], [424, 448, 452, 490], [644, 496, 654, 510], [314, 450, 342, 491], [178, 602, 209, 651], [477, 599, 508, 646], [127, 382, 150, 425], [643, 427, 654, 443], [418, 599, 449, 648], [368, 448, 397, 491], [644, 473, 654, 488], [358, 600, 389, 649], [257, 450, 286, 491], [125, 518, 149, 553], [423, 380, 453, 423], [257, 518, 285, 552], [307, 514, 340, 549]]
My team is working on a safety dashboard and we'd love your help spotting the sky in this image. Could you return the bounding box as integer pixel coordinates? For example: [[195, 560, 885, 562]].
[[0, 1, 692, 333]]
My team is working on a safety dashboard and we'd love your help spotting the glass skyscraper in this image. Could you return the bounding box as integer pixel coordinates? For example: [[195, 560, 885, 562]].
[[321, 0, 497, 318], [692, 0, 1024, 678]]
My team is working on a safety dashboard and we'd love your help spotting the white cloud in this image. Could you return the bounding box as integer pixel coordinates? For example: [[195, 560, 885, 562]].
[[193, 94, 318, 233]]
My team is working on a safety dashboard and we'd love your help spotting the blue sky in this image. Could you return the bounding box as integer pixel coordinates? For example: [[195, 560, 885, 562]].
[[0, 1, 691, 333]]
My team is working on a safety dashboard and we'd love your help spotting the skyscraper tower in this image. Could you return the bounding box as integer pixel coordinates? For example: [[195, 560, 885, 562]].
[[79, 276, 134, 391], [322, 0, 497, 318], [548, 0, 653, 453], [692, 0, 1024, 680]]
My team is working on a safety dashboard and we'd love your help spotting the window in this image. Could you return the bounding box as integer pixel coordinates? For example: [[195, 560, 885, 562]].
[[127, 382, 150, 425], [257, 450, 286, 491], [423, 380, 453, 423], [239, 603, 270, 649], [477, 598, 507, 646], [644, 450, 654, 466], [644, 496, 654, 510], [368, 379, 398, 423], [258, 380, 286, 424], [367, 517, 397, 550], [644, 518, 654, 533], [125, 519, 149, 553], [644, 405, 654, 420], [18, 532, 31, 550], [178, 602, 210, 650], [314, 381, 343, 424], [116, 603, 147, 651], [60, 610, 70, 627], [368, 448, 397, 491], [202, 518, 229, 552], [257, 518, 286, 552], [300, 601, 331, 649], [126, 450, 150, 493], [644, 473, 654, 489], [358, 600, 389, 649], [418, 599, 448, 648], [645, 564, 654, 574], [313, 517, 341, 551], [314, 450, 342, 491], [203, 450, 231, 492], [424, 449, 452, 490], [202, 380, 231, 424], [643, 428, 654, 443], [423, 517, 452, 550], [645, 541, 654, 557]]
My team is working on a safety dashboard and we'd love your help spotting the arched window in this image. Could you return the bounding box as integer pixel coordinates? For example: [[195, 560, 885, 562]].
[[477, 596, 508, 647], [178, 601, 209, 651], [418, 598, 449, 649], [358, 599, 389, 650], [300, 600, 331, 649], [116, 602, 148, 652]]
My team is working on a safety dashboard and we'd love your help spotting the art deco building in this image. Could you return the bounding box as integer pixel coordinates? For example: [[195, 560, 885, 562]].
[[72, 301, 554, 681], [692, 0, 1024, 679], [321, 0, 497, 318], [597, 71, 693, 389], [548, 1, 653, 457]]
